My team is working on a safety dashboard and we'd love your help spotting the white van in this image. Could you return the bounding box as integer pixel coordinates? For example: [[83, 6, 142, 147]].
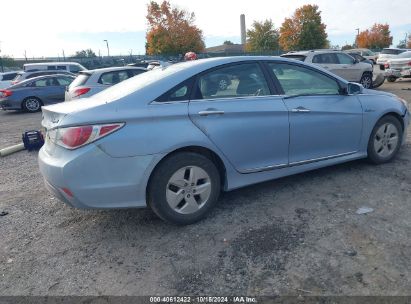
[[23, 62, 86, 74]]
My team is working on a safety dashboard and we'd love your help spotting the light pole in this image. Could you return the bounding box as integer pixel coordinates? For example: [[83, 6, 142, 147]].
[[103, 40, 110, 57]]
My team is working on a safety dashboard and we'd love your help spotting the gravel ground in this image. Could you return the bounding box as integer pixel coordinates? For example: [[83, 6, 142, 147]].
[[0, 80, 410, 296]]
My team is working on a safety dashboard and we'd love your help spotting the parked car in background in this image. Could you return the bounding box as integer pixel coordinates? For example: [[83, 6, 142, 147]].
[[347, 48, 378, 63], [281, 50, 373, 88], [0, 71, 19, 89], [11, 70, 75, 86], [65, 66, 147, 101], [39, 56, 409, 225], [0, 74, 74, 112], [376, 48, 409, 70], [384, 51, 411, 82], [345, 51, 374, 66], [23, 62, 86, 74]]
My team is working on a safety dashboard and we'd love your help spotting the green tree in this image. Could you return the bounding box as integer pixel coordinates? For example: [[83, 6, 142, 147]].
[[246, 19, 279, 52], [146, 1, 205, 55], [279, 5, 328, 51], [341, 44, 354, 50], [223, 40, 234, 45], [72, 49, 97, 58]]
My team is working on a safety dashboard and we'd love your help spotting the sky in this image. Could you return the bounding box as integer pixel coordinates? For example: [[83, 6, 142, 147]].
[[0, 0, 410, 58]]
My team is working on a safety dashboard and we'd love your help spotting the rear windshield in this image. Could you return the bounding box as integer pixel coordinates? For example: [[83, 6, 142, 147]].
[[281, 55, 306, 61], [2, 73, 18, 81], [381, 49, 406, 55], [69, 73, 90, 89]]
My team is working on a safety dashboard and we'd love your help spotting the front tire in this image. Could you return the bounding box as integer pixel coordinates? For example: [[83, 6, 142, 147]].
[[367, 115, 403, 164], [148, 152, 221, 225], [360, 73, 373, 89], [22, 97, 42, 113]]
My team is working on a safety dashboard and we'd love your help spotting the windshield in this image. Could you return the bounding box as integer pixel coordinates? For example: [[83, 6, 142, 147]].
[[397, 51, 411, 58]]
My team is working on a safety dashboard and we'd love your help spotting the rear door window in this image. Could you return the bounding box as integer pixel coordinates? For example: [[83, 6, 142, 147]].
[[128, 69, 146, 77], [56, 77, 73, 86], [312, 53, 338, 64], [99, 71, 128, 85], [69, 65, 82, 73], [193, 63, 270, 100], [336, 53, 355, 64], [155, 79, 193, 102]]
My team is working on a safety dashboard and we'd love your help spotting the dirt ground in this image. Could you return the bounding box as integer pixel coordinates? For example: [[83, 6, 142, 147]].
[[0, 80, 410, 296]]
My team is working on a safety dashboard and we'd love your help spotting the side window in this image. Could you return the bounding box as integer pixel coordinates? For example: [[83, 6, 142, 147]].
[[47, 66, 56, 70], [118, 71, 129, 82], [32, 79, 49, 87], [2, 73, 17, 81], [99, 72, 117, 85], [129, 69, 145, 77], [269, 63, 340, 96], [156, 80, 192, 102], [193, 63, 270, 100], [56, 77, 72, 86], [336, 53, 355, 64], [69, 65, 81, 73], [57, 66, 66, 70], [313, 53, 338, 64]]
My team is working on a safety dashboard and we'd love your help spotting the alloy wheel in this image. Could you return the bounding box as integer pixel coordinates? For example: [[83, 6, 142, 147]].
[[25, 98, 40, 112], [373, 122, 399, 158], [166, 166, 212, 214]]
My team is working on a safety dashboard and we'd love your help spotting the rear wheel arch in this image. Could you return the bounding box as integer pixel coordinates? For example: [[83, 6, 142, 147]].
[[147, 146, 227, 195]]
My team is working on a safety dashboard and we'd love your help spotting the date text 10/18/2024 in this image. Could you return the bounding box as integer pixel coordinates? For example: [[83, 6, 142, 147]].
[[149, 297, 257, 303]]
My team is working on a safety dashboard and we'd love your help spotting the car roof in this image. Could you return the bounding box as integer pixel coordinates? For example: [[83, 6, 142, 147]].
[[284, 49, 341, 55], [80, 66, 148, 75], [24, 62, 82, 66], [1, 71, 20, 75]]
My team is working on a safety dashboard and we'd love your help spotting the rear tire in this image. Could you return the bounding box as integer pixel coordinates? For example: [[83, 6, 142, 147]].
[[22, 97, 42, 113], [148, 152, 221, 225], [367, 115, 403, 164], [387, 76, 397, 83]]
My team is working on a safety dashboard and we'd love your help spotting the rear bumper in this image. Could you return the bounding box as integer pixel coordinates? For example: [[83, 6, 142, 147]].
[[38, 143, 164, 209], [385, 68, 411, 78], [0, 98, 21, 110]]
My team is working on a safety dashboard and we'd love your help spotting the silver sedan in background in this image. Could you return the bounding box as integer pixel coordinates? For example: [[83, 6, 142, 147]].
[[65, 66, 147, 100]]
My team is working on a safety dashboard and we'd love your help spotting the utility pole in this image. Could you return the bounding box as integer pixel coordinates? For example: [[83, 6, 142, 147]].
[[24, 50, 27, 62], [62, 49, 66, 61], [103, 40, 110, 57], [0, 41, 4, 73], [355, 28, 360, 47]]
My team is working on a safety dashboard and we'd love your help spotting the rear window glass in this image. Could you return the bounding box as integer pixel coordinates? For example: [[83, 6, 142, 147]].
[[281, 55, 306, 61], [2, 73, 18, 81], [69, 65, 82, 73], [381, 49, 406, 55], [69, 73, 90, 88], [47, 66, 56, 70], [13, 74, 23, 82]]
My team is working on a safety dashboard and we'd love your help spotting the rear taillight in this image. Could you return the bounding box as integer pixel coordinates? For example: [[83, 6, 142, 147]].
[[48, 123, 124, 149], [73, 88, 91, 97], [0, 90, 12, 98], [408, 61, 411, 66]]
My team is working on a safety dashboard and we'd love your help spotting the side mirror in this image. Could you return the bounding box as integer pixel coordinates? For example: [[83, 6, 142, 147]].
[[347, 82, 363, 95]]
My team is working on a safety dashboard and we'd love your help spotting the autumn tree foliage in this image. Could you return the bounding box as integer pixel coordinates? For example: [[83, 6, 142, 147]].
[[356, 24, 393, 49], [145, 1, 205, 55], [407, 34, 411, 49], [279, 5, 327, 51], [245, 19, 279, 52]]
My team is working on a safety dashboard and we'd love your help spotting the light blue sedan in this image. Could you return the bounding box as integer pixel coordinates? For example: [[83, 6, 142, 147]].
[[38, 57, 409, 225]]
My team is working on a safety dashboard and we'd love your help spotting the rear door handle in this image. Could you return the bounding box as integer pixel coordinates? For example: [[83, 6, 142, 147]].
[[291, 106, 311, 113], [198, 109, 225, 116]]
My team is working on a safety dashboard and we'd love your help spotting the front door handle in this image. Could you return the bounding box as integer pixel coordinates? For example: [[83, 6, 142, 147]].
[[291, 106, 311, 113], [198, 109, 225, 116]]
